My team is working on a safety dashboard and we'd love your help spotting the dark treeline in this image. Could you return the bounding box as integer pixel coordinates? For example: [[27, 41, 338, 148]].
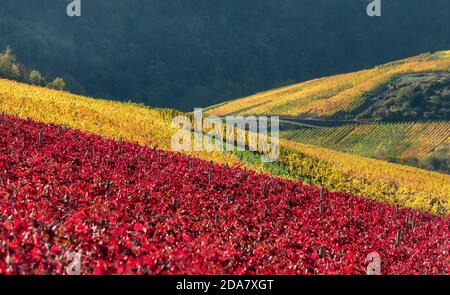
[[0, 47, 66, 90], [1, 0, 450, 110]]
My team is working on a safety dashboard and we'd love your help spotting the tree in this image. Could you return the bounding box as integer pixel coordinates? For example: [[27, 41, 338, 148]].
[[418, 144, 450, 173], [0, 46, 68, 91], [48, 77, 66, 90], [29, 70, 44, 85], [0, 46, 20, 79]]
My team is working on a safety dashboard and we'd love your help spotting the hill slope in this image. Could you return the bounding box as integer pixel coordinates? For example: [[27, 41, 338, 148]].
[[3, 0, 450, 110], [205, 51, 450, 118], [1, 114, 449, 274], [0, 78, 238, 166], [353, 72, 450, 121], [281, 121, 450, 173], [1, 78, 449, 214]]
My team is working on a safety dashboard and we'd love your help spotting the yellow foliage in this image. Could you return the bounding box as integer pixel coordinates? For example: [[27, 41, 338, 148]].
[[206, 51, 450, 117], [280, 121, 450, 160], [1, 67, 449, 215], [280, 140, 450, 215], [0, 79, 238, 166]]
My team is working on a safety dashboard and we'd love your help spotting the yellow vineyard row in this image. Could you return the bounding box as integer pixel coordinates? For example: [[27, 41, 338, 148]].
[[279, 140, 450, 215], [1, 78, 449, 214], [0, 78, 239, 166]]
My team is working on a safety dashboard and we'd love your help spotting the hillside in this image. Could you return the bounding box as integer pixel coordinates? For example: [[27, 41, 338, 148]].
[[1, 114, 449, 274], [281, 121, 450, 173], [1, 78, 449, 214], [3, 0, 450, 110], [0, 78, 239, 166], [239, 141, 450, 215], [205, 51, 450, 118], [2, 1, 450, 278], [353, 72, 450, 121]]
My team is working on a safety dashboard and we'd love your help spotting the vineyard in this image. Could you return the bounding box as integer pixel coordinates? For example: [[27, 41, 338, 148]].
[[279, 141, 450, 215], [1, 77, 450, 214], [0, 78, 239, 166], [0, 115, 449, 274], [281, 121, 450, 161], [205, 51, 450, 117]]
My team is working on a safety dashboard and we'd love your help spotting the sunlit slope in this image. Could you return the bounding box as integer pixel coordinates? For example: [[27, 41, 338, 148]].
[[278, 140, 450, 215], [1, 78, 449, 214], [0, 79, 238, 165], [206, 51, 450, 117], [281, 121, 450, 160], [2, 114, 449, 274]]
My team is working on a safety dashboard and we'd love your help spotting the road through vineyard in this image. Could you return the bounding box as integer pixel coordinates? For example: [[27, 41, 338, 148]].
[[0, 115, 448, 274]]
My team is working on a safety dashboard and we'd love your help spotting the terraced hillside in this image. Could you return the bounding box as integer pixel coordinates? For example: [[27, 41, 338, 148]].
[[205, 51, 450, 118], [1, 77, 449, 214], [281, 121, 450, 171]]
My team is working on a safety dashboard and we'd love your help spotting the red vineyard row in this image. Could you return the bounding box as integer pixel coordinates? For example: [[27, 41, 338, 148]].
[[0, 114, 448, 274]]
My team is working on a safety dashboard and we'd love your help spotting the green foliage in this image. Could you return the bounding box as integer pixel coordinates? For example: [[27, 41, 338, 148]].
[[0, 47, 65, 90], [0, 47, 20, 80], [356, 73, 450, 121], [418, 144, 450, 173], [281, 121, 450, 173], [48, 77, 66, 91], [234, 150, 295, 179], [233, 149, 325, 186], [29, 70, 44, 86], [1, 0, 450, 110]]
